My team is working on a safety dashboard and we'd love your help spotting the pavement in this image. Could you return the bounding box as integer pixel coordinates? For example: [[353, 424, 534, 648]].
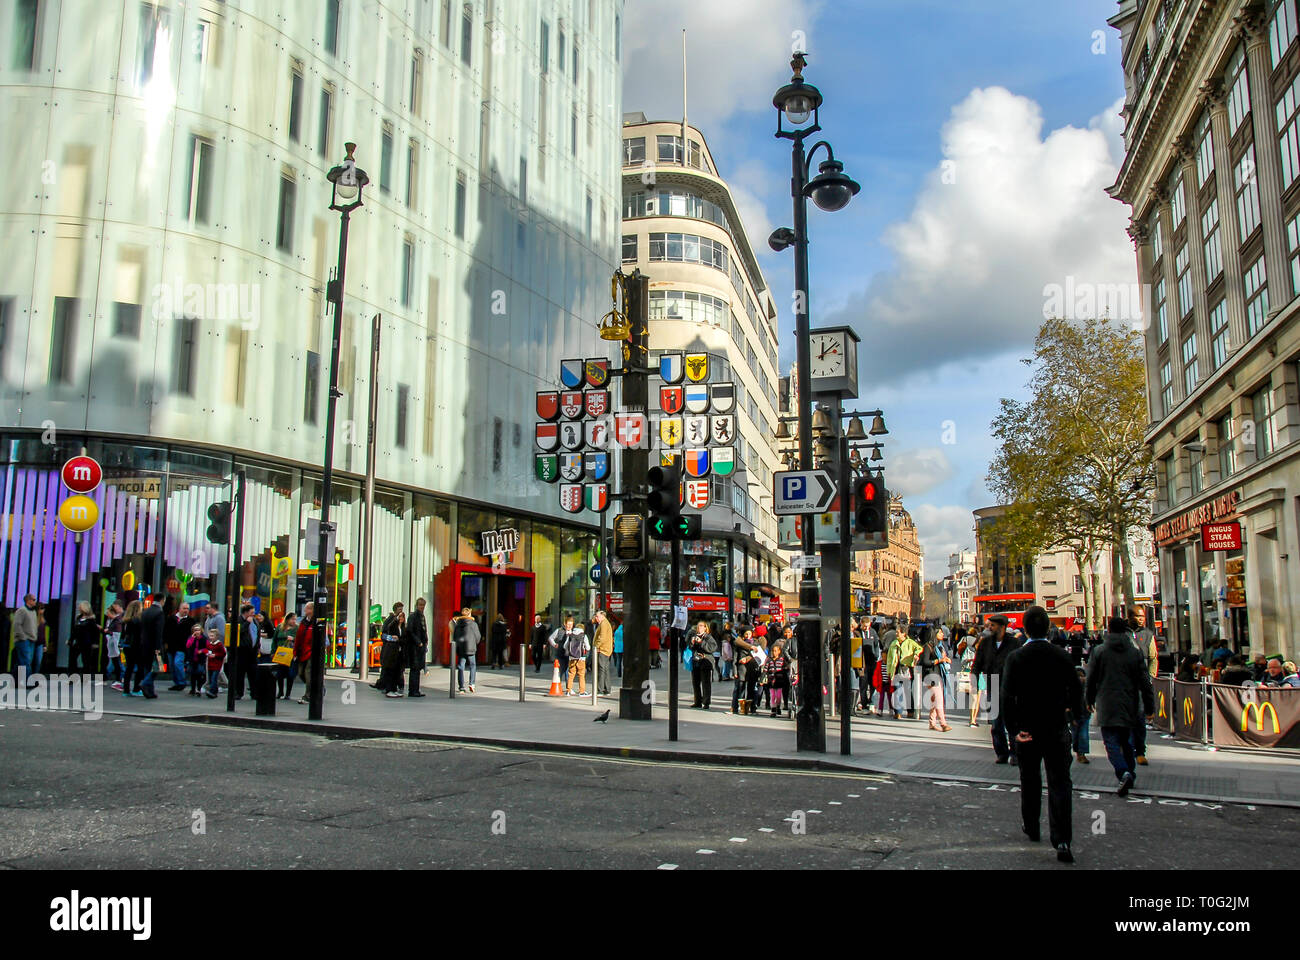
[[58, 660, 1300, 808], [3, 709, 1297, 870]]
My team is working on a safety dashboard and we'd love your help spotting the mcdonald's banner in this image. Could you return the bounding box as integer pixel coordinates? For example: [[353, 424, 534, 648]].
[[1152, 677, 1175, 733], [1172, 680, 1203, 742], [1210, 686, 1300, 749]]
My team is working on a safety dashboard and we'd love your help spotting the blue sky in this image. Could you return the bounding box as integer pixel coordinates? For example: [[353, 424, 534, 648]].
[[624, 0, 1137, 571]]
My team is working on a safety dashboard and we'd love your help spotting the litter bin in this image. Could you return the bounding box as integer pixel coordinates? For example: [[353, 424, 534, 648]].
[[255, 662, 276, 716]]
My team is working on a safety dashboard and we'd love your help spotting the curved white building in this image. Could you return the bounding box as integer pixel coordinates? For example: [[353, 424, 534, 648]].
[[0, 0, 625, 665]]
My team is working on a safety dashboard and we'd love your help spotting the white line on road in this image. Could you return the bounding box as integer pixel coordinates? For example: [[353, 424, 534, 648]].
[[658, 863, 678, 870], [729, 837, 747, 843], [758, 827, 774, 833], [697, 849, 715, 855]]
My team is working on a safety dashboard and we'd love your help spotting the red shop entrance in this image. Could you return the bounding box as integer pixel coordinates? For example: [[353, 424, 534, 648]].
[[433, 562, 534, 666]]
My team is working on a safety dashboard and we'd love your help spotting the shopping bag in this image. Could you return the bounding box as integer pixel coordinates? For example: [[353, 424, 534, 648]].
[[272, 644, 294, 667]]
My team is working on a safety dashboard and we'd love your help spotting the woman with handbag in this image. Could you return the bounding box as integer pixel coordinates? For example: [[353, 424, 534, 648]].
[[730, 627, 759, 714], [272, 613, 298, 699]]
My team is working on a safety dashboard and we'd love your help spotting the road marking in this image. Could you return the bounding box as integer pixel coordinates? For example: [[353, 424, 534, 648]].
[[758, 827, 774, 833], [808, 809, 821, 814], [847, 793, 860, 798], [696, 849, 715, 855], [828, 801, 842, 805], [658, 863, 678, 870], [729, 837, 747, 843]]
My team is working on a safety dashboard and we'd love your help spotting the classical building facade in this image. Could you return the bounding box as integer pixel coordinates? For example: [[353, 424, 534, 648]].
[[1109, 0, 1300, 657], [0, 0, 625, 665], [619, 113, 785, 621]]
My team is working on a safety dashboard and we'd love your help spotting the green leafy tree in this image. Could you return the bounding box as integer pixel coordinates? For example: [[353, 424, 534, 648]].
[[986, 316, 1153, 629]]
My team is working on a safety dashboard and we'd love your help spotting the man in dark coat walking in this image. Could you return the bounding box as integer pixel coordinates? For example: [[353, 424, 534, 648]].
[[489, 614, 509, 669], [1086, 616, 1155, 796], [973, 613, 1022, 763], [1002, 606, 1084, 863], [530, 614, 550, 672], [403, 598, 428, 697]]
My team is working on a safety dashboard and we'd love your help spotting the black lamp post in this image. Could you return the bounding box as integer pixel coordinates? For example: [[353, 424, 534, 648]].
[[309, 143, 368, 721], [770, 53, 860, 752]]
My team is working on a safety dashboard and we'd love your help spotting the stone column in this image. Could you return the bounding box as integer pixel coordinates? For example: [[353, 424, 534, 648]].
[[1204, 79, 1251, 357], [1239, 9, 1293, 304], [1128, 218, 1160, 419], [1177, 139, 1213, 379]]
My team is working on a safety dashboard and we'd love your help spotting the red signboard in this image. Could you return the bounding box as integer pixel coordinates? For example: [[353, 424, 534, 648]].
[[1201, 521, 1242, 552]]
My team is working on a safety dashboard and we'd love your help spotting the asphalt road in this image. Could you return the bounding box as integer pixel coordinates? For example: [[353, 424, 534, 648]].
[[1, 710, 1295, 870]]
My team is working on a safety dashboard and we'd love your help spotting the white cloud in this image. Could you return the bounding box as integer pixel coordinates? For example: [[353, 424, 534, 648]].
[[883, 447, 954, 499], [909, 503, 976, 562], [622, 0, 820, 130], [824, 87, 1136, 382]]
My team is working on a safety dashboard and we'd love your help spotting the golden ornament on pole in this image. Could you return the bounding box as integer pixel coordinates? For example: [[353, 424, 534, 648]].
[[598, 271, 632, 341]]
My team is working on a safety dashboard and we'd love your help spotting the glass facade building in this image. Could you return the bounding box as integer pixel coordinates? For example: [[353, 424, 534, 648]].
[[0, 0, 625, 664]]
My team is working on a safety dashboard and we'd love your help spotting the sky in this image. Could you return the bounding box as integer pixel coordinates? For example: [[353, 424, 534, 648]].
[[622, 0, 1137, 575]]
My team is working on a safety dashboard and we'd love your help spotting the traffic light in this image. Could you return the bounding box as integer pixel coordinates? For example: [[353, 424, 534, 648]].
[[854, 477, 887, 534], [206, 500, 232, 544], [647, 463, 681, 541]]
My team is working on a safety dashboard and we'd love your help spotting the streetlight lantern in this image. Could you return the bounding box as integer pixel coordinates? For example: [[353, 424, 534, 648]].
[[772, 53, 824, 132], [327, 142, 369, 211], [807, 157, 861, 212]]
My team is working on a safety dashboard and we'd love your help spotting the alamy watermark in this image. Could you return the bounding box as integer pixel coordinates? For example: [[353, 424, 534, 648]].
[[1, 669, 103, 719], [1042, 277, 1151, 330]]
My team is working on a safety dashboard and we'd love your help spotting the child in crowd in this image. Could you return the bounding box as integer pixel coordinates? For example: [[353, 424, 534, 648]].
[[204, 630, 226, 699], [1072, 666, 1091, 763], [187, 623, 207, 696], [764, 642, 790, 718]]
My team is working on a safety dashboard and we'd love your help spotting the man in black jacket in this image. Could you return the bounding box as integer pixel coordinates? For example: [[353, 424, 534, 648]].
[[530, 614, 550, 672], [1002, 606, 1083, 863], [235, 604, 260, 700], [974, 614, 1022, 763], [1086, 616, 1155, 797], [403, 598, 428, 697], [165, 601, 196, 690], [490, 614, 509, 669]]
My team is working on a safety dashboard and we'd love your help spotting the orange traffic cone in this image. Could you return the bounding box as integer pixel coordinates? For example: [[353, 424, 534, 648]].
[[547, 659, 564, 697]]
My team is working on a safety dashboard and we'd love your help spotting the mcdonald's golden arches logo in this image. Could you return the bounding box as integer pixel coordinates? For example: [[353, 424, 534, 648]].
[[1157, 690, 1167, 720], [1242, 701, 1281, 734], [1182, 698, 1195, 725]]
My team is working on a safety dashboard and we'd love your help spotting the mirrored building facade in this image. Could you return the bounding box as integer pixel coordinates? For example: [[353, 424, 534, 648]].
[[0, 0, 625, 665]]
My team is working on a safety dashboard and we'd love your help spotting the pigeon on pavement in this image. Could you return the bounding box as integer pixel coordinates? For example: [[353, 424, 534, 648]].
[[593, 709, 610, 723]]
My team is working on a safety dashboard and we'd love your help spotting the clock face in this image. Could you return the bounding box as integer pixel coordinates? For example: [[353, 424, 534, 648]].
[[810, 333, 847, 379]]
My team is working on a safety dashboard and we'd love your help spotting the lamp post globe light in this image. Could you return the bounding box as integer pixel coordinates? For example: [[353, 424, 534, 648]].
[[310, 143, 368, 721], [770, 53, 861, 752]]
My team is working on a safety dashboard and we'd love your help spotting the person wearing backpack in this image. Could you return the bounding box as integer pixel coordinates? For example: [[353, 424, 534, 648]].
[[688, 620, 717, 709], [559, 617, 590, 696], [450, 607, 481, 693]]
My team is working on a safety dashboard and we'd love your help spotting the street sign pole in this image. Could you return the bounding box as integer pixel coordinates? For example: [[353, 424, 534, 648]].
[[619, 271, 652, 722], [669, 533, 680, 742], [839, 431, 852, 756]]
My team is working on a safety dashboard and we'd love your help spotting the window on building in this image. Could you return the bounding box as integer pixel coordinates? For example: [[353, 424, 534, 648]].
[[657, 135, 682, 163], [396, 384, 409, 448], [1244, 254, 1269, 337], [113, 302, 141, 339], [304, 350, 320, 424], [558, 26, 566, 71], [1218, 411, 1236, 478], [1202, 197, 1222, 281], [1073, 575, 1083, 593], [615, 13, 621, 62], [621, 234, 637, 263], [492, 417, 503, 472], [1169, 169, 1186, 227], [519, 157, 527, 205], [275, 174, 295, 253], [1154, 276, 1168, 343], [1235, 144, 1261, 238], [1225, 44, 1251, 134], [48, 296, 77, 384], [184, 135, 213, 225], [136, 2, 170, 88], [571, 104, 577, 155], [624, 137, 645, 165], [12, 0, 39, 70], [441, 0, 452, 48], [1209, 298, 1230, 367], [324, 0, 340, 55], [1278, 71, 1300, 189], [380, 122, 393, 194], [223, 324, 249, 407], [1272, 0, 1299, 66], [1182, 332, 1198, 396], [1194, 111, 1214, 187], [540, 20, 549, 73], [410, 48, 423, 117], [288, 61, 304, 142], [400, 236, 413, 307], [172, 316, 198, 396], [1135, 572, 1146, 595], [454, 172, 467, 238], [461, 3, 472, 66], [1288, 211, 1300, 293], [648, 232, 729, 271], [1160, 360, 1174, 415], [1150, 212, 1163, 262], [1162, 453, 1177, 507], [585, 193, 592, 240], [406, 139, 418, 210], [1252, 383, 1279, 457], [1188, 442, 1204, 495], [1174, 244, 1191, 318], [318, 84, 334, 156]]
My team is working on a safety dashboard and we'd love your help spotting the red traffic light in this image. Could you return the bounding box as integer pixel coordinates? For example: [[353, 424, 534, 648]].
[[860, 480, 877, 501]]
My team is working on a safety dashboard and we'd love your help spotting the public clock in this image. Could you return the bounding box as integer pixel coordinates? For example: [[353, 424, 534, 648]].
[[808, 325, 860, 399]]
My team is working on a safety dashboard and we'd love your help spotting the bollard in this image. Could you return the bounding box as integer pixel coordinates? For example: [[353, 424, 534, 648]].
[[255, 662, 276, 716], [519, 643, 526, 702], [449, 640, 456, 699]]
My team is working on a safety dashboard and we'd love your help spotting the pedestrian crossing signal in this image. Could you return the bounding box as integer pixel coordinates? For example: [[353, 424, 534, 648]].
[[206, 501, 232, 544], [854, 479, 886, 534]]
